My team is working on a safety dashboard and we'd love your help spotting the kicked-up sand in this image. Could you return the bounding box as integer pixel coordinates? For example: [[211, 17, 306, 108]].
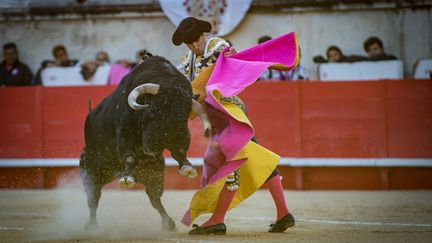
[[1, 189, 432, 242]]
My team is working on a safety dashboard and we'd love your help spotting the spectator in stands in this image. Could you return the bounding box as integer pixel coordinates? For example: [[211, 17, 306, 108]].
[[95, 51, 110, 65], [80, 51, 111, 81], [0, 42, 33, 87], [313, 45, 367, 64], [44, 45, 79, 68], [363, 36, 397, 61], [327, 45, 344, 63], [33, 45, 79, 85], [257, 35, 291, 81]]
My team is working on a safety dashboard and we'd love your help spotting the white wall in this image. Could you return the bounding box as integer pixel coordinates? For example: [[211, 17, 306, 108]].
[[0, 15, 188, 73], [226, 9, 431, 79], [1, 9, 430, 80]]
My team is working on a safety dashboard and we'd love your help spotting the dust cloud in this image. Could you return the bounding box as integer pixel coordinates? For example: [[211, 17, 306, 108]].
[[26, 174, 192, 242]]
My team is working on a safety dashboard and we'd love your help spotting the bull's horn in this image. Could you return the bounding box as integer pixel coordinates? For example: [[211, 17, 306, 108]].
[[127, 83, 160, 110], [192, 99, 212, 137]]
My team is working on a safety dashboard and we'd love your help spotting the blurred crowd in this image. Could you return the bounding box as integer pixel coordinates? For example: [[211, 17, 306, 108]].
[[313, 36, 397, 64], [0, 35, 428, 87], [0, 43, 144, 87]]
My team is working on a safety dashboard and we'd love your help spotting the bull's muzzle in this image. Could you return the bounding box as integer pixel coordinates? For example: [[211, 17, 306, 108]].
[[118, 175, 136, 189]]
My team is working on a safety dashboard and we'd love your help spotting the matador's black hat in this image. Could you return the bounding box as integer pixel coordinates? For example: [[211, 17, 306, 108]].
[[172, 17, 212, 46]]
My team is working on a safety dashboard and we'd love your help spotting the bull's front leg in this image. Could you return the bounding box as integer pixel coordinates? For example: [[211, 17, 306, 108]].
[[141, 165, 176, 232], [116, 127, 138, 188], [171, 149, 197, 179]]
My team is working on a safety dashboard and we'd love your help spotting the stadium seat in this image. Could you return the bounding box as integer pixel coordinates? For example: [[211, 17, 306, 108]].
[[41, 65, 110, 86], [413, 59, 432, 79], [318, 60, 404, 81]]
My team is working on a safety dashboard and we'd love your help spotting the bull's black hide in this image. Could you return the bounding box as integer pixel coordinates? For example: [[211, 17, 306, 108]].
[[80, 56, 200, 232]]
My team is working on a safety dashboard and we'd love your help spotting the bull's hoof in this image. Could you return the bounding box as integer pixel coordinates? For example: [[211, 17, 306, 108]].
[[84, 221, 98, 233], [179, 165, 197, 178], [118, 176, 136, 188], [162, 217, 176, 232]]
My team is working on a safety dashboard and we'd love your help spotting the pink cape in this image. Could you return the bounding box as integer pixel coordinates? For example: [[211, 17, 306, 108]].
[[205, 32, 298, 162], [181, 32, 299, 226]]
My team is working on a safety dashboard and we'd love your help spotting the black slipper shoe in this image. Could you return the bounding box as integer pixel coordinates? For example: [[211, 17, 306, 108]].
[[189, 223, 227, 235], [268, 213, 295, 233]]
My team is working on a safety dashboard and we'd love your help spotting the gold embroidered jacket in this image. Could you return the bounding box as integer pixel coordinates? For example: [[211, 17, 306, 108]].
[[177, 37, 246, 112]]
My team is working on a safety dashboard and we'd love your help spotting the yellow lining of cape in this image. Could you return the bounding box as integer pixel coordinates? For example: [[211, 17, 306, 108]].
[[187, 141, 280, 223]]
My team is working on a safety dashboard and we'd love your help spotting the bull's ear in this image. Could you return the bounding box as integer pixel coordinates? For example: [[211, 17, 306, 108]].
[[138, 49, 153, 61]]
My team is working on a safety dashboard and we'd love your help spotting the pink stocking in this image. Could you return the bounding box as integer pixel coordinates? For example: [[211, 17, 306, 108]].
[[265, 174, 289, 221], [201, 187, 236, 227]]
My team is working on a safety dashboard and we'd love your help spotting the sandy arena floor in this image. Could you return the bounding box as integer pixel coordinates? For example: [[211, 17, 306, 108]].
[[1, 189, 432, 242]]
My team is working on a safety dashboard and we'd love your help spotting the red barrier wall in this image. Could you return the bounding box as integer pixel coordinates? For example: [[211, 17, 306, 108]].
[[1, 81, 431, 159], [42, 86, 114, 158], [300, 82, 387, 158], [1, 80, 432, 189], [0, 87, 43, 158], [386, 81, 432, 157]]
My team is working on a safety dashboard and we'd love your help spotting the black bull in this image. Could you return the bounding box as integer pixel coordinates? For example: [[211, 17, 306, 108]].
[[79, 56, 211, 231]]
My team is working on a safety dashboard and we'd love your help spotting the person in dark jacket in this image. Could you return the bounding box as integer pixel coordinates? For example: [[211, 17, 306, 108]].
[[0, 42, 33, 87], [363, 36, 397, 61], [33, 44, 79, 85]]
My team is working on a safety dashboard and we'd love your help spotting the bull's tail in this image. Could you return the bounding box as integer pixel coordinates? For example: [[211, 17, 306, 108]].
[[88, 97, 92, 113], [84, 98, 93, 148]]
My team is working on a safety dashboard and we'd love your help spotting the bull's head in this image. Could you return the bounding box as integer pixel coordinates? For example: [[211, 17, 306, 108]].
[[126, 83, 211, 179], [128, 83, 212, 138]]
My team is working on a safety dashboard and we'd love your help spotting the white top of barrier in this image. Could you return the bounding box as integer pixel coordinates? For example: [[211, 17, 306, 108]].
[[414, 59, 432, 79], [41, 65, 110, 86], [319, 60, 403, 81]]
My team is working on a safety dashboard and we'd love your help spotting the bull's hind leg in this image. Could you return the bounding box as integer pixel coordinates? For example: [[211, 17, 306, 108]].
[[83, 179, 102, 232], [80, 150, 103, 232], [141, 165, 176, 231]]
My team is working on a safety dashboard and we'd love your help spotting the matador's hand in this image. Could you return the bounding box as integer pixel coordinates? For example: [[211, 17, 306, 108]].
[[224, 47, 237, 57]]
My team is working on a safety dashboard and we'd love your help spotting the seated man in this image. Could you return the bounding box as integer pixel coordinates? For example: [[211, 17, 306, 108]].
[[363, 36, 397, 61], [43, 45, 79, 68], [33, 45, 79, 85], [0, 42, 33, 87]]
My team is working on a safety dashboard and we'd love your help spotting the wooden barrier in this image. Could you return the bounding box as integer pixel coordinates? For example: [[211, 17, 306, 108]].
[[0, 80, 431, 189]]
